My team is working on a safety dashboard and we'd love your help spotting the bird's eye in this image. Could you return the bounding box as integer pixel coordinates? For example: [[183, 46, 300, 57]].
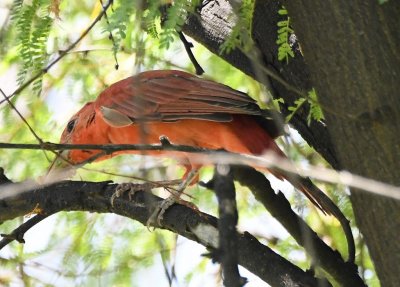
[[66, 119, 76, 133]]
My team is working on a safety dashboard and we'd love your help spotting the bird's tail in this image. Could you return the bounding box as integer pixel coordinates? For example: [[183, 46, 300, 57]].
[[287, 174, 355, 263], [236, 115, 355, 261]]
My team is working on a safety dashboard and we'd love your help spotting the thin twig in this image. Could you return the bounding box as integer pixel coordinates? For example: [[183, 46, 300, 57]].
[[0, 213, 51, 249], [178, 31, 204, 75], [0, 141, 399, 200], [99, 0, 119, 70], [0, 88, 44, 144], [0, 87, 54, 164], [0, 0, 114, 105], [0, 142, 210, 153]]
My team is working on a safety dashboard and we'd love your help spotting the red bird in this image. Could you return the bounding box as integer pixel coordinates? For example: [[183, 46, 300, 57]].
[[57, 70, 354, 261], [60, 70, 282, 168]]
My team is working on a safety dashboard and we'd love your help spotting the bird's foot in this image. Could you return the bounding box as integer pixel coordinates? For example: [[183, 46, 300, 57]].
[[146, 169, 199, 228], [146, 194, 199, 228], [146, 194, 177, 227], [111, 182, 147, 207], [110, 179, 186, 207]]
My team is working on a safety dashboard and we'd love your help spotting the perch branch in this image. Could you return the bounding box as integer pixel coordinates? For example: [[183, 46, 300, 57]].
[[0, 174, 325, 287]]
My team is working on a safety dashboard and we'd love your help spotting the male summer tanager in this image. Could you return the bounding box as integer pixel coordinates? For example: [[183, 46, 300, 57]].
[[58, 69, 354, 262]]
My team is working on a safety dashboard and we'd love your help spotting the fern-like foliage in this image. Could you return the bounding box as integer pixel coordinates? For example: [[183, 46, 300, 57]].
[[286, 88, 324, 125], [143, 0, 162, 39], [220, 0, 255, 54], [142, 0, 200, 49], [307, 88, 324, 124], [286, 97, 306, 123], [159, 0, 200, 49], [103, 0, 135, 68], [276, 6, 294, 63], [10, 0, 24, 20], [13, 0, 53, 95]]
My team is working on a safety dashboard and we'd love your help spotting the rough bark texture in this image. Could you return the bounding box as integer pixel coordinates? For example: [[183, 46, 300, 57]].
[[284, 2, 400, 287]]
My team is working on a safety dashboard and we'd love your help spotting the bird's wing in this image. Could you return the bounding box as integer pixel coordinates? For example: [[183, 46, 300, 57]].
[[95, 70, 265, 126]]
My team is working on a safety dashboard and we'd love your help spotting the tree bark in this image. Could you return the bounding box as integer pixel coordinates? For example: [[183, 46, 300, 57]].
[[284, 2, 400, 286]]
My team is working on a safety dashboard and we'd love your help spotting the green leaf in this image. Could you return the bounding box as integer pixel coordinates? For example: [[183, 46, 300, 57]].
[[220, 0, 255, 54], [278, 6, 288, 15], [276, 6, 295, 64], [286, 97, 306, 122], [307, 88, 324, 125]]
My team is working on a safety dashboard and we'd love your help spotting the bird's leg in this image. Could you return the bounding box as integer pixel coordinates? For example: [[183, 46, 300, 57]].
[[147, 168, 199, 227]]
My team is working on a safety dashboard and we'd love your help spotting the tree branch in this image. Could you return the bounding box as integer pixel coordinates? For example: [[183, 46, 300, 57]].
[[0, 175, 325, 287], [211, 165, 246, 287], [0, 213, 51, 249], [2, 142, 399, 200], [232, 166, 365, 287]]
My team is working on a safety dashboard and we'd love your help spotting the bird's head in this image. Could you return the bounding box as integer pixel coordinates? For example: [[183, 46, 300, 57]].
[[60, 102, 96, 146], [47, 102, 98, 178]]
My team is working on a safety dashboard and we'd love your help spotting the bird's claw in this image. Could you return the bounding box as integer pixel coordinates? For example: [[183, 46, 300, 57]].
[[146, 195, 177, 228], [146, 196, 199, 228], [111, 182, 144, 207], [146, 169, 200, 228], [111, 170, 200, 229]]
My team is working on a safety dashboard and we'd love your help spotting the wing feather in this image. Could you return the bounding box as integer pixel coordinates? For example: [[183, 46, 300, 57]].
[[95, 70, 264, 124]]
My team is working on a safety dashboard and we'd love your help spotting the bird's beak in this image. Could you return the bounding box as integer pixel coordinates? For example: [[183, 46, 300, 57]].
[[44, 151, 77, 184]]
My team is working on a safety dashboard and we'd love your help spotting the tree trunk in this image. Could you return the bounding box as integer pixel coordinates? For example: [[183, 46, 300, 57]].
[[284, 2, 400, 286]]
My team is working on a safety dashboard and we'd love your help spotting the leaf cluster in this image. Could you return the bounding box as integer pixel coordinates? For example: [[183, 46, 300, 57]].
[[142, 0, 200, 49], [102, 0, 135, 69], [12, 0, 53, 94], [286, 88, 324, 125], [220, 0, 255, 54], [276, 6, 294, 63]]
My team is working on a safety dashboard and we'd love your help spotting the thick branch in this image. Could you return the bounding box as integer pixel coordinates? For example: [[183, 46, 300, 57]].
[[232, 166, 365, 287], [212, 166, 245, 287], [0, 178, 323, 287]]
